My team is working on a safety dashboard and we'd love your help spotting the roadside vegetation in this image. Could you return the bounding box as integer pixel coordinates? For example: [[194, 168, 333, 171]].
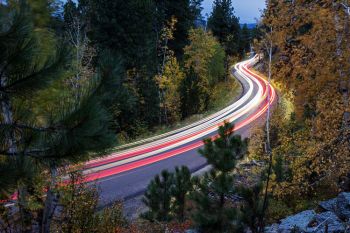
[[116, 76, 242, 148], [1, 0, 350, 232], [0, 0, 255, 232], [250, 0, 350, 224]]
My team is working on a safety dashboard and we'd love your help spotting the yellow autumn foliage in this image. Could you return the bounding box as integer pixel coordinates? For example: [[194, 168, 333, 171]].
[[252, 0, 350, 202]]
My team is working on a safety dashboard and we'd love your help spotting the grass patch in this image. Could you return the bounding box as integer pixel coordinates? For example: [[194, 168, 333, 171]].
[[208, 78, 242, 111]]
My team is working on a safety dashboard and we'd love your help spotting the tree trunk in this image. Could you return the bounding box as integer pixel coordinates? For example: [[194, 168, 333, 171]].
[[260, 27, 273, 233], [334, 2, 350, 136], [41, 165, 58, 233], [219, 192, 225, 232], [0, 93, 16, 154], [18, 186, 32, 233], [1, 74, 33, 232], [225, 55, 229, 83], [179, 195, 185, 222]]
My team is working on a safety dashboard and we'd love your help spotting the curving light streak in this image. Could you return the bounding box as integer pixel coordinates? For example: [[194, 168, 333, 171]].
[[85, 56, 267, 167], [111, 62, 257, 151], [82, 56, 277, 181], [85, 65, 255, 167], [2, 56, 276, 205], [84, 59, 262, 171]]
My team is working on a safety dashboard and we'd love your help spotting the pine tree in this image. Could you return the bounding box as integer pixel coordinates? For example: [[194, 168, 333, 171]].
[[240, 24, 251, 55], [77, 0, 161, 139], [0, 5, 71, 230], [171, 166, 193, 222], [273, 154, 287, 183], [26, 0, 61, 28], [155, 0, 203, 59], [39, 44, 119, 233], [180, 66, 202, 118], [190, 122, 248, 232], [237, 183, 264, 233], [80, 0, 156, 69], [207, 0, 241, 56], [142, 170, 174, 222], [0, 3, 118, 232]]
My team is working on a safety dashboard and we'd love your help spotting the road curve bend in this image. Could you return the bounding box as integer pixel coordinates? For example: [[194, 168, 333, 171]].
[[83, 55, 276, 204]]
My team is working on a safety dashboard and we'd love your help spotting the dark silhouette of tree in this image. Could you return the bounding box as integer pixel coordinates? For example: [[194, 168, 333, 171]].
[[171, 166, 193, 222], [142, 170, 174, 222], [191, 122, 248, 232]]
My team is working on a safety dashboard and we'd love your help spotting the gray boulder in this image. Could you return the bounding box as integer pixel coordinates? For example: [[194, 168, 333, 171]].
[[265, 223, 279, 233], [335, 192, 350, 221], [278, 210, 316, 233], [319, 198, 337, 212], [306, 211, 345, 233]]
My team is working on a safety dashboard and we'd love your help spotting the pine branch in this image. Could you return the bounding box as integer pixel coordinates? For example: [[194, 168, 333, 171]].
[[3, 46, 70, 96], [0, 123, 62, 132], [0, 148, 50, 157]]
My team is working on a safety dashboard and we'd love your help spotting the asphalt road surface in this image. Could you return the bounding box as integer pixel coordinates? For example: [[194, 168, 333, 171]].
[[82, 56, 276, 206]]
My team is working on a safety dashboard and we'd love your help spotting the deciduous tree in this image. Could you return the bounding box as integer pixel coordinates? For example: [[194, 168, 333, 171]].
[[183, 28, 225, 113]]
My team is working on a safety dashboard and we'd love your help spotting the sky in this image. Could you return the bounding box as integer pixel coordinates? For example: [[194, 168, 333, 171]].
[[61, 0, 265, 24], [202, 0, 266, 24]]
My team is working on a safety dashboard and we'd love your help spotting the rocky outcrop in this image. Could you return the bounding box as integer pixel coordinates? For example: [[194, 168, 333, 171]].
[[277, 210, 316, 233], [319, 198, 337, 212], [335, 193, 350, 221], [306, 211, 345, 233], [266, 192, 350, 233]]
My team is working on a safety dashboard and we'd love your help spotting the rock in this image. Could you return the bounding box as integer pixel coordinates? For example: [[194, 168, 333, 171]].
[[185, 230, 199, 233], [278, 210, 316, 233], [305, 211, 345, 233], [319, 198, 337, 212], [336, 192, 350, 221], [265, 223, 279, 233]]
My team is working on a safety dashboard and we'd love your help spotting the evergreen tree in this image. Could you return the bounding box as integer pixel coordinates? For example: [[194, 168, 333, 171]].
[[80, 0, 156, 69], [180, 66, 202, 118], [142, 167, 194, 223], [63, 0, 79, 26], [240, 24, 251, 55], [155, 0, 203, 59], [190, 122, 248, 232], [237, 184, 264, 233], [251, 25, 263, 42], [273, 154, 289, 183], [1, 0, 66, 182], [207, 0, 241, 56], [142, 170, 174, 222], [25, 0, 61, 28], [76, 0, 161, 139], [0, 3, 118, 232], [171, 166, 193, 222], [0, 4, 67, 230]]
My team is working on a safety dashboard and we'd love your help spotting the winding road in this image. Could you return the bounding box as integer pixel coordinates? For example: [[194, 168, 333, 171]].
[[83, 55, 276, 206]]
